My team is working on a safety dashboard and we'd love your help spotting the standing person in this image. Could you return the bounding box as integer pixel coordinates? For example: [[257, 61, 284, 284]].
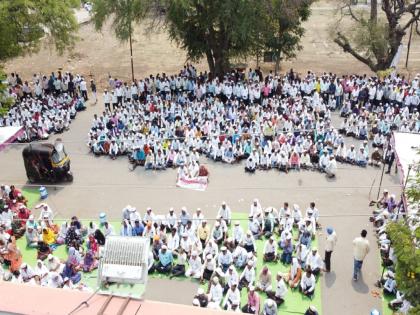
[[384, 145, 395, 174], [352, 229, 370, 281], [324, 227, 337, 272], [80, 77, 88, 101], [90, 79, 97, 104]]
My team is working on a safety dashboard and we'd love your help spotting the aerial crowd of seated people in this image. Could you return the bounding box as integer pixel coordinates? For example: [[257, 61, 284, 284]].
[[0, 184, 325, 314], [86, 65, 419, 178], [367, 189, 416, 314], [0, 71, 88, 142]]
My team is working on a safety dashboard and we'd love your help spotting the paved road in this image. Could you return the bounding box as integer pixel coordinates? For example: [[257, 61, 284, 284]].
[[0, 99, 401, 314]]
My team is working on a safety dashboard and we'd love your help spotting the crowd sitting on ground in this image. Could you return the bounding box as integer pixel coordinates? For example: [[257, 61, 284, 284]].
[[368, 189, 417, 314], [0, 185, 327, 313], [86, 65, 415, 178], [0, 71, 89, 142], [338, 74, 419, 141]]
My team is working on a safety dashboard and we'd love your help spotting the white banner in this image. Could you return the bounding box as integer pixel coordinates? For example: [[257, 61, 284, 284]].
[[176, 176, 208, 191]]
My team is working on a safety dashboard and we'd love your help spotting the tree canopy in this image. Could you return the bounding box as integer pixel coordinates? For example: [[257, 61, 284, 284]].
[[259, 0, 313, 73], [333, 0, 420, 72], [91, 0, 312, 76], [164, 0, 265, 76], [0, 0, 79, 63], [91, 0, 149, 42]]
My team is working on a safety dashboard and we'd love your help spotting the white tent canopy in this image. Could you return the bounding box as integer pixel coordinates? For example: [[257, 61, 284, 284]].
[[0, 126, 24, 152]]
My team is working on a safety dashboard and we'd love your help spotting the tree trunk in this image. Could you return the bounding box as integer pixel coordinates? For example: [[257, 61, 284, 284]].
[[212, 48, 230, 78], [205, 50, 215, 75], [370, 0, 378, 24], [274, 51, 281, 75]]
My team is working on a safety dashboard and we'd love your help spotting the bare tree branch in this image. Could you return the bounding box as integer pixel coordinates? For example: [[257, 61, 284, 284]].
[[334, 32, 376, 71]]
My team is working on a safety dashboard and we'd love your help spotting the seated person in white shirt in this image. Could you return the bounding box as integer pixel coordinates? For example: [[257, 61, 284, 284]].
[[267, 272, 288, 305], [222, 282, 241, 311], [238, 261, 255, 290], [300, 151, 312, 169], [346, 145, 356, 164], [356, 147, 368, 167], [300, 269, 316, 297], [245, 156, 256, 173], [305, 248, 323, 276], [325, 155, 337, 178], [208, 276, 224, 307], [278, 152, 289, 173], [263, 236, 277, 262], [185, 251, 202, 278]]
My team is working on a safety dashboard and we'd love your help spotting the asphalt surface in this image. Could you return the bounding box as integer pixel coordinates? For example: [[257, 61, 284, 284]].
[[0, 99, 402, 314]]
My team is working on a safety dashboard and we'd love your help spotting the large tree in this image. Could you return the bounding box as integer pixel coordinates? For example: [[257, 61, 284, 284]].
[[333, 0, 420, 72], [260, 0, 313, 74], [0, 0, 79, 62], [164, 0, 265, 76]]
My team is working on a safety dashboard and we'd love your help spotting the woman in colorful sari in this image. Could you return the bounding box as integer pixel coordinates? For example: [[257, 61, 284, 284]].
[[82, 250, 98, 272], [61, 261, 81, 284], [87, 234, 98, 255], [42, 227, 56, 245], [67, 247, 83, 269], [0, 236, 22, 273]]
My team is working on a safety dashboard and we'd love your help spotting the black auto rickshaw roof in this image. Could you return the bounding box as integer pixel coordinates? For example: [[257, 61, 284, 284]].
[[22, 143, 55, 157]]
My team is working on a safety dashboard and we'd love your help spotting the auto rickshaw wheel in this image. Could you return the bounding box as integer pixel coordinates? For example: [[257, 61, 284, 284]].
[[66, 173, 74, 182]]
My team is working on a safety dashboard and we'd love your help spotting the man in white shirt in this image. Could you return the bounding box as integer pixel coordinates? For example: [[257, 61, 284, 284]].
[[352, 229, 370, 281], [185, 251, 202, 279], [232, 221, 244, 246], [239, 261, 255, 290], [208, 276, 223, 307], [324, 227, 337, 272], [223, 282, 240, 310], [306, 248, 323, 276], [267, 272, 287, 305], [263, 236, 277, 262], [218, 201, 232, 225], [300, 270, 316, 297]]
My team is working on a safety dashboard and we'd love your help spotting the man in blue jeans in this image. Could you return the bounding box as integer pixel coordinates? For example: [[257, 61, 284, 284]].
[[352, 229, 370, 281]]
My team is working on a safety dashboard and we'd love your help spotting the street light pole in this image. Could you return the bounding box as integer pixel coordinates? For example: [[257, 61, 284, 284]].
[[405, 22, 413, 69]]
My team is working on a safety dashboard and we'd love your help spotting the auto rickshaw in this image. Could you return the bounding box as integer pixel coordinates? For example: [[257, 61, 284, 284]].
[[22, 140, 73, 183]]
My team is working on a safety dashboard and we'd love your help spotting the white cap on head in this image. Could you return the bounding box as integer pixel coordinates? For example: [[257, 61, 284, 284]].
[[248, 285, 255, 291], [267, 299, 274, 307], [221, 246, 227, 251], [192, 298, 200, 306], [197, 288, 204, 295], [161, 245, 167, 250], [235, 221, 240, 225], [213, 276, 219, 283]]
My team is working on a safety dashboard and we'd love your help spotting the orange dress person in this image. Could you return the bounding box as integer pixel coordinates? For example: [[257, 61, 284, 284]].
[[2, 236, 22, 272]]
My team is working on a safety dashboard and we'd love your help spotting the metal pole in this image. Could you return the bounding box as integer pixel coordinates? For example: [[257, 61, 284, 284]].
[[405, 22, 413, 69], [376, 162, 386, 200], [129, 31, 134, 82]]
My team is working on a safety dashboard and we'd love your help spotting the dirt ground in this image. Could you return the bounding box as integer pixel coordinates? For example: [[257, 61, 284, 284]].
[[4, 1, 420, 85], [1, 1, 412, 314]]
